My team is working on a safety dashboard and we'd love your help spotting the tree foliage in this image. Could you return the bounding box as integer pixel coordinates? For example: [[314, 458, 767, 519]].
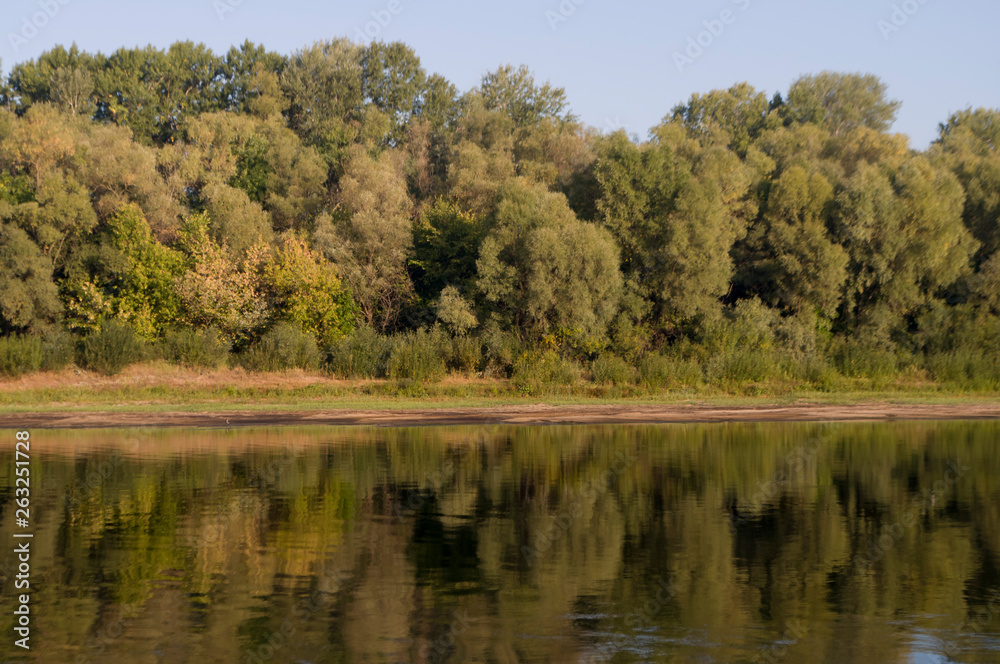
[[0, 41, 997, 377]]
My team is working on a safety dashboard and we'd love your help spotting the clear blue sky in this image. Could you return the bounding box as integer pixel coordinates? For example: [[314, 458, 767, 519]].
[[3, 0, 998, 148]]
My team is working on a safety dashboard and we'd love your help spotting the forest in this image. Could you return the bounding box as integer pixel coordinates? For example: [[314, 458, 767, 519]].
[[0, 39, 998, 392]]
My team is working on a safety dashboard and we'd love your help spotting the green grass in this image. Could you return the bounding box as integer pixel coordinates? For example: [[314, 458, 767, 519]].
[[0, 364, 996, 415]]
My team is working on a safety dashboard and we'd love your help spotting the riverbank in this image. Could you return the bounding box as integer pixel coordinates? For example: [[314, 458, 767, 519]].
[[3, 401, 1000, 429], [0, 364, 998, 428]]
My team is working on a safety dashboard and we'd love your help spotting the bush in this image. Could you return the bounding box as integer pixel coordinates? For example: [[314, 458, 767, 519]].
[[590, 354, 636, 385], [447, 334, 483, 375], [481, 323, 524, 378], [161, 328, 231, 368], [79, 321, 144, 376], [511, 350, 581, 393], [0, 335, 44, 377], [40, 329, 75, 371], [925, 349, 1000, 390], [241, 323, 321, 372], [832, 339, 898, 380], [387, 329, 447, 382], [787, 354, 838, 389], [327, 325, 392, 378], [714, 348, 777, 383], [638, 353, 703, 389]]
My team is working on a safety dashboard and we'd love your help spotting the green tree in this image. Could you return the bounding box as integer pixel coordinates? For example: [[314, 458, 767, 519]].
[[281, 39, 365, 168], [0, 222, 62, 332], [260, 236, 356, 346], [669, 82, 777, 155], [62, 204, 184, 338], [932, 108, 1000, 266], [362, 41, 427, 145], [478, 64, 572, 128], [595, 127, 751, 331], [315, 147, 414, 331], [174, 213, 269, 344], [740, 164, 848, 317], [477, 178, 622, 340], [784, 72, 901, 135], [411, 198, 486, 301], [834, 158, 977, 336]]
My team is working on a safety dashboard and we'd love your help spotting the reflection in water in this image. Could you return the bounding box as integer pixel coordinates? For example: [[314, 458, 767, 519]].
[[0, 422, 999, 663]]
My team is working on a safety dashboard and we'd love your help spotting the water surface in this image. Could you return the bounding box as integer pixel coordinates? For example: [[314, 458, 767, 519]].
[[1, 422, 999, 663]]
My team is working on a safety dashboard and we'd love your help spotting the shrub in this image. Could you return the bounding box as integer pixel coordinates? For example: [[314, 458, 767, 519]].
[[481, 323, 524, 378], [715, 348, 777, 383], [387, 329, 447, 382], [926, 349, 1000, 391], [787, 354, 838, 389], [40, 329, 75, 371], [638, 353, 703, 389], [161, 328, 231, 368], [79, 321, 144, 376], [590, 354, 636, 385], [327, 325, 392, 378], [0, 335, 44, 377], [241, 323, 321, 372], [511, 350, 581, 393], [832, 339, 898, 380], [447, 334, 483, 375]]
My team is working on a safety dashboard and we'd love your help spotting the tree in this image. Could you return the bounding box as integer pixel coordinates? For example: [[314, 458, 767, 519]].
[[932, 108, 1000, 266], [595, 128, 751, 331], [834, 158, 977, 336], [669, 83, 777, 155], [7, 44, 98, 111], [174, 213, 268, 344], [477, 178, 622, 340], [316, 148, 414, 331], [91, 42, 223, 145], [0, 103, 76, 190], [281, 39, 365, 168], [260, 236, 356, 346], [102, 204, 185, 338], [784, 72, 901, 135], [411, 198, 486, 301], [0, 222, 62, 332], [217, 40, 287, 113], [8, 171, 97, 269], [51, 67, 95, 115], [739, 164, 848, 317], [362, 41, 427, 145], [60, 204, 183, 338], [76, 120, 184, 237], [161, 111, 325, 237], [478, 64, 572, 128]]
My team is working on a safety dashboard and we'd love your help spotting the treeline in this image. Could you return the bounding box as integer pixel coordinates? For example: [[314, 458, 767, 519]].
[[0, 40, 998, 389]]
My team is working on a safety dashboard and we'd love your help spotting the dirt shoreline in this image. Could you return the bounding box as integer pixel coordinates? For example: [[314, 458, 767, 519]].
[[2, 402, 999, 429]]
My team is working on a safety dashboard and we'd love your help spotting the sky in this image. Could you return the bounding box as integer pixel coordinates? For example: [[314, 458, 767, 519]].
[[2, 0, 998, 148]]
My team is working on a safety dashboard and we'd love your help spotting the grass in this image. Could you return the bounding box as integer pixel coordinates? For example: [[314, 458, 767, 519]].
[[0, 361, 996, 415]]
